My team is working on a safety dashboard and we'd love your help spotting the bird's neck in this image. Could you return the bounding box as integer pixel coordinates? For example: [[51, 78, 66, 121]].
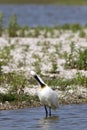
[[34, 74, 45, 87]]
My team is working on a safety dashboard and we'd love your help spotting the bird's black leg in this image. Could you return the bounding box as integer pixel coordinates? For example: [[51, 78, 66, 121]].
[[44, 105, 48, 118], [49, 107, 51, 117]]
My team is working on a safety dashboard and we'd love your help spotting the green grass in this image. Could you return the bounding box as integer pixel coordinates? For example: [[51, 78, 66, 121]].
[[0, 12, 87, 104], [0, 92, 39, 103], [61, 24, 82, 32], [0, 71, 87, 103], [0, 45, 14, 74], [0, 13, 86, 37], [0, 71, 39, 103], [44, 72, 87, 90], [64, 43, 87, 70], [7, 14, 20, 37], [0, 0, 87, 5]]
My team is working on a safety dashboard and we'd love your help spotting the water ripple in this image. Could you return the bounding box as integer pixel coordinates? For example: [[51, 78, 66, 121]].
[[0, 104, 87, 130]]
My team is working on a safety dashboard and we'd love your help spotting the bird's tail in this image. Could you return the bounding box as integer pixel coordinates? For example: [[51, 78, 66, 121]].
[[30, 71, 45, 86]]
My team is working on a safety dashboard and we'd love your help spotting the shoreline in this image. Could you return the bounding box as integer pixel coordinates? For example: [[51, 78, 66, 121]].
[[0, 85, 87, 110], [0, 96, 87, 111], [0, 0, 87, 5]]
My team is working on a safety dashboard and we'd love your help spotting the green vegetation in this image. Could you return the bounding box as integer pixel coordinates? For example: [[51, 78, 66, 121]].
[[0, 92, 39, 103], [61, 23, 82, 32], [7, 14, 20, 37], [0, 13, 3, 36], [64, 42, 87, 70], [0, 45, 13, 74], [46, 72, 87, 90], [0, 12, 87, 107], [0, 13, 87, 37], [0, 0, 87, 5], [0, 71, 39, 103]]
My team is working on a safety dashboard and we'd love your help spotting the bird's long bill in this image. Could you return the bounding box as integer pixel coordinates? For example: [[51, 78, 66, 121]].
[[34, 74, 45, 86]]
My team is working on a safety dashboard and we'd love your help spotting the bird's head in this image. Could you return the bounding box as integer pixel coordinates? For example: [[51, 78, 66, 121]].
[[30, 70, 36, 76]]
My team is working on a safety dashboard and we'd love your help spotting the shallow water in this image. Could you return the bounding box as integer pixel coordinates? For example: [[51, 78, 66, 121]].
[[0, 104, 87, 130], [0, 5, 87, 27]]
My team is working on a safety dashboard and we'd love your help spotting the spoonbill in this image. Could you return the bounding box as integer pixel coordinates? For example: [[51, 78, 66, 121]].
[[31, 71, 59, 118]]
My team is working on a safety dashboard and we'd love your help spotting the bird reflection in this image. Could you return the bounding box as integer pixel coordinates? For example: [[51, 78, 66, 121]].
[[38, 115, 59, 130]]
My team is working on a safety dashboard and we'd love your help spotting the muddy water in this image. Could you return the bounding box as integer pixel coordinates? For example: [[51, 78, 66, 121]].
[[0, 104, 87, 130]]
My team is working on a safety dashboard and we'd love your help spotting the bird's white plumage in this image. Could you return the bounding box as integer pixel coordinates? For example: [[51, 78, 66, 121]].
[[38, 85, 58, 109]]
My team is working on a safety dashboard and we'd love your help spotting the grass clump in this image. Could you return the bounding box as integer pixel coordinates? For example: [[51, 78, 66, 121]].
[[70, 24, 82, 32], [77, 48, 87, 70], [45, 72, 87, 90], [64, 42, 87, 70], [73, 72, 87, 87], [7, 14, 20, 37], [0, 93, 17, 102], [0, 71, 28, 94], [61, 24, 82, 31], [0, 45, 13, 74], [0, 71, 39, 103], [0, 13, 3, 36], [0, 92, 39, 103], [51, 62, 58, 73], [79, 30, 86, 38]]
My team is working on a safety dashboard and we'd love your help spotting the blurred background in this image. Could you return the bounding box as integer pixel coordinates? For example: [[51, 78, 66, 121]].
[[0, 0, 87, 27], [0, 0, 87, 5]]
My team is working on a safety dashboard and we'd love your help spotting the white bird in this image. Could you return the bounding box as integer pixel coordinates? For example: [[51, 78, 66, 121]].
[[31, 71, 59, 118]]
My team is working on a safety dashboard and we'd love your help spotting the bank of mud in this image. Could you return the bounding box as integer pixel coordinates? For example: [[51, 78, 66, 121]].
[[0, 86, 87, 110]]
